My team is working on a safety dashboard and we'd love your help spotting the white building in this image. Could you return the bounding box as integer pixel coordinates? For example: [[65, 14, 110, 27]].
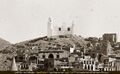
[[47, 18, 74, 37], [80, 55, 98, 71]]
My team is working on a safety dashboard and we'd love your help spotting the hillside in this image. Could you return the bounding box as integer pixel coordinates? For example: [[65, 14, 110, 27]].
[[0, 35, 90, 70], [16, 35, 88, 51], [0, 37, 12, 70], [0, 38, 11, 50], [0, 35, 119, 71]]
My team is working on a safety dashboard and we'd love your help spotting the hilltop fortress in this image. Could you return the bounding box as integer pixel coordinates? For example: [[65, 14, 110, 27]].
[[47, 18, 74, 37]]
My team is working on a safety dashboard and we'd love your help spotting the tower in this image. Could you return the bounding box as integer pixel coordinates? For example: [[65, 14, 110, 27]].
[[47, 18, 75, 37], [47, 17, 52, 37]]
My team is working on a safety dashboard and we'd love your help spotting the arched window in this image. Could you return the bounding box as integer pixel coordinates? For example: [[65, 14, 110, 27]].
[[86, 61, 88, 64], [88, 65, 90, 70], [42, 55, 45, 58], [56, 54, 60, 59], [84, 61, 86, 64], [90, 61, 91, 64], [67, 27, 70, 31], [92, 61, 94, 64], [48, 54, 54, 59], [85, 65, 87, 69], [59, 28, 61, 31], [91, 65, 93, 71]]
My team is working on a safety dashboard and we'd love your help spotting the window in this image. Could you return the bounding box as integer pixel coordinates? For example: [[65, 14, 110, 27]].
[[85, 65, 87, 69], [59, 28, 61, 31], [56, 54, 60, 59], [67, 27, 70, 31], [90, 61, 91, 64], [84, 61, 86, 64], [91, 65, 93, 71], [114, 62, 116, 67], [42, 55, 45, 58], [88, 65, 90, 70], [87, 61, 88, 64], [83, 56, 85, 59], [92, 61, 94, 64]]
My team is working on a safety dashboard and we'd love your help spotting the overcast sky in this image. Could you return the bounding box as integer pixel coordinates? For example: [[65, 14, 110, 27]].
[[0, 0, 120, 43]]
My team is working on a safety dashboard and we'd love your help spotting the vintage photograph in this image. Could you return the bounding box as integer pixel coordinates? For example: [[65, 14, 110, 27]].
[[0, 0, 120, 73]]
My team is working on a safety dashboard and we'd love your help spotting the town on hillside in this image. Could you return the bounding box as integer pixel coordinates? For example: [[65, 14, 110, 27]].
[[0, 18, 120, 72]]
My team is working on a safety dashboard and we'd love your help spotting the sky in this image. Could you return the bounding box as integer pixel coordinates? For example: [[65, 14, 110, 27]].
[[0, 0, 120, 43]]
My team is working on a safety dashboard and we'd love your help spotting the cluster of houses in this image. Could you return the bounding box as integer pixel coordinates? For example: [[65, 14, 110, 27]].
[[11, 18, 120, 71], [11, 39, 120, 72], [11, 45, 98, 71]]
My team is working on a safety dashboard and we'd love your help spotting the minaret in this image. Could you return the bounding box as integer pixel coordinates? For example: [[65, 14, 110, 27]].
[[47, 17, 52, 37], [11, 57, 18, 71]]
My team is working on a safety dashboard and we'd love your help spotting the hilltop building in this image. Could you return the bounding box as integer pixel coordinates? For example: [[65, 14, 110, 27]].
[[47, 18, 74, 37]]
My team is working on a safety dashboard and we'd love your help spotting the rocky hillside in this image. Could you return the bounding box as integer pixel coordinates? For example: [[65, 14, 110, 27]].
[[16, 35, 88, 51]]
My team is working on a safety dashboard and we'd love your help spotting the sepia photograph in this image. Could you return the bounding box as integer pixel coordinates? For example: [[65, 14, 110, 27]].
[[0, 0, 120, 74]]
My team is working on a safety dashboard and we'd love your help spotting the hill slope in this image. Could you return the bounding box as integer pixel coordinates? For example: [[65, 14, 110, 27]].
[[0, 35, 88, 70], [0, 38, 11, 50]]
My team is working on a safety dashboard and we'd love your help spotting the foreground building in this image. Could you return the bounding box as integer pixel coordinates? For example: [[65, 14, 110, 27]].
[[78, 54, 99, 71], [13, 45, 72, 71]]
